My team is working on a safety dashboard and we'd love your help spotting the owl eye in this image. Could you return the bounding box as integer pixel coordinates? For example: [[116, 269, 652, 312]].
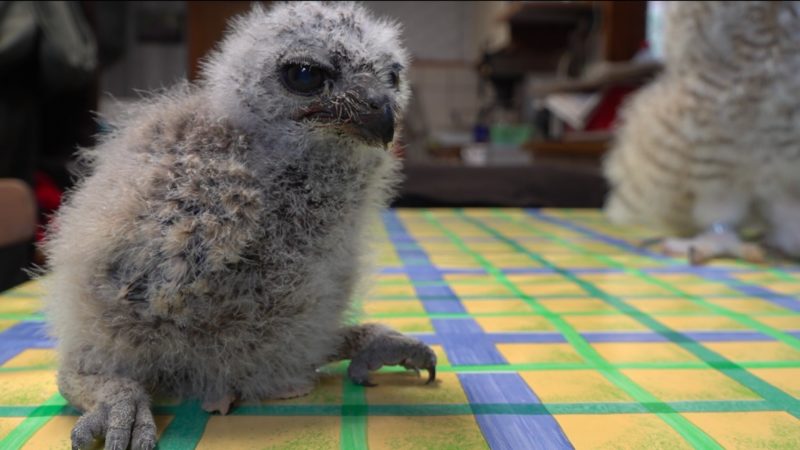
[[281, 63, 326, 95], [388, 71, 400, 89]]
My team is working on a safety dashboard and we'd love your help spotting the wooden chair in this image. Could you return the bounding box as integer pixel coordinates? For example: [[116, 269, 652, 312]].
[[0, 179, 36, 248]]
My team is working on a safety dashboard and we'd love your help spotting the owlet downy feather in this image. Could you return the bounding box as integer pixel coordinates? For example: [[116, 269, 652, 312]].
[[40, 3, 436, 449], [603, 1, 800, 264]]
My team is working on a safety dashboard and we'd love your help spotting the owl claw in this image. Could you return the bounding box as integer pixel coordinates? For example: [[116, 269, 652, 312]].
[[688, 245, 704, 266], [639, 237, 665, 249], [402, 358, 423, 378], [426, 364, 436, 384], [201, 393, 237, 415], [347, 334, 437, 387], [70, 394, 155, 450], [660, 228, 766, 266], [356, 379, 378, 387]]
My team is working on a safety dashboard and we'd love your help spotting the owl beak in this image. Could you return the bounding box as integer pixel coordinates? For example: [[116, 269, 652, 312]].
[[299, 97, 395, 147], [354, 101, 394, 147]]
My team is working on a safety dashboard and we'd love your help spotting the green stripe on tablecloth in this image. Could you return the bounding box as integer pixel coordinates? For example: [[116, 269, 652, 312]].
[[377, 276, 775, 286], [0, 291, 40, 299], [229, 400, 783, 416], [0, 364, 57, 373], [155, 400, 209, 450], [0, 399, 788, 419], [341, 381, 368, 450], [0, 314, 45, 321], [427, 210, 722, 449], [490, 209, 800, 419], [0, 393, 67, 450], [362, 292, 785, 300], [364, 310, 798, 319]]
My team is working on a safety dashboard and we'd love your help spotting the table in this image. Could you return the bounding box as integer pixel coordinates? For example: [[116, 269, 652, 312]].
[[1, 209, 799, 449], [393, 163, 609, 208]]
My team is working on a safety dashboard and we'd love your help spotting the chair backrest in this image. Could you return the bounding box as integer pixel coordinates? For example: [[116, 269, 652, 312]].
[[0, 179, 36, 248]]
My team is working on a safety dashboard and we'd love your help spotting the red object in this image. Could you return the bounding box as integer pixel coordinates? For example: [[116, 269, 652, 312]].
[[584, 85, 639, 131], [560, 84, 641, 137], [33, 171, 63, 243]]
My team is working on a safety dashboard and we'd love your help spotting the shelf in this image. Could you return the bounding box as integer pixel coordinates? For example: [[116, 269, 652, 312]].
[[393, 161, 608, 208], [500, 1, 596, 24], [525, 139, 609, 157], [530, 60, 663, 96]]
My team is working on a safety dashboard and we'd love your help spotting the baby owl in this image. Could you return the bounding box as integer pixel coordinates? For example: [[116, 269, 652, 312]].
[[40, 2, 436, 449], [603, 1, 800, 264]]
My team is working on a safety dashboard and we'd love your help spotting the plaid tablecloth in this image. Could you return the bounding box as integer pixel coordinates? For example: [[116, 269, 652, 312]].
[[1, 209, 799, 449]]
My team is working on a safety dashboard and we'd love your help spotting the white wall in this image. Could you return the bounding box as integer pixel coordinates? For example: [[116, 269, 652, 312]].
[[100, 1, 509, 135], [98, 2, 186, 102], [363, 1, 510, 133]]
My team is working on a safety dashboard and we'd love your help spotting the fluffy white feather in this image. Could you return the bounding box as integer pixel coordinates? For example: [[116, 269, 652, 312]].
[[603, 1, 800, 261]]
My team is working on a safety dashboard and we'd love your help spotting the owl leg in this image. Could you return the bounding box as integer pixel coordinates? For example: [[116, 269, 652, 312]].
[[266, 383, 315, 400], [657, 224, 766, 265], [761, 196, 800, 259], [202, 384, 314, 413], [59, 368, 156, 450], [333, 323, 436, 387], [653, 180, 767, 265], [201, 392, 238, 415]]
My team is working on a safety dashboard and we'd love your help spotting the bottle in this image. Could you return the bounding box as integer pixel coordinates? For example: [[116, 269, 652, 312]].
[[461, 124, 490, 166]]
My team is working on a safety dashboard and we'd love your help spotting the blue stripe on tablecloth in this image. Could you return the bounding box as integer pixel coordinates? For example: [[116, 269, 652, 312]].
[[459, 373, 572, 449]]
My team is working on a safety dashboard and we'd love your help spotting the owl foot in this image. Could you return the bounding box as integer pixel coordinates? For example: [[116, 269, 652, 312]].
[[347, 333, 437, 387], [654, 226, 766, 266], [268, 383, 315, 400], [201, 392, 237, 415], [65, 375, 156, 450]]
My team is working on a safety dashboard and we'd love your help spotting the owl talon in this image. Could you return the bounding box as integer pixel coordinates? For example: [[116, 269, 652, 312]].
[[201, 393, 237, 415], [426, 364, 436, 384], [639, 237, 665, 249], [70, 393, 155, 450], [688, 245, 707, 266], [660, 227, 767, 265], [355, 379, 378, 387], [268, 383, 315, 400], [347, 334, 437, 387], [402, 358, 423, 378]]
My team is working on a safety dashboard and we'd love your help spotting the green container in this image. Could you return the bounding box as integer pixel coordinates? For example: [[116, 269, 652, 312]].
[[490, 124, 534, 147]]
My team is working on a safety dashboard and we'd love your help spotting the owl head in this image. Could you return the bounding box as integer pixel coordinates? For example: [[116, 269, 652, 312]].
[[202, 1, 410, 151], [663, 1, 799, 70]]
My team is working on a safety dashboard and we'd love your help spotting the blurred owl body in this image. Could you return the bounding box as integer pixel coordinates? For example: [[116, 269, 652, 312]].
[[604, 1, 800, 258], [41, 3, 437, 449]]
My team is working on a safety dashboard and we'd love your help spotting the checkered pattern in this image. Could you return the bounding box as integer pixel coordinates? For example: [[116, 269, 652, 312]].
[[1, 208, 799, 449]]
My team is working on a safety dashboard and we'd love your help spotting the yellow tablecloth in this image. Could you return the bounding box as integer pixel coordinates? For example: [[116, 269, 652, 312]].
[[1, 208, 799, 449]]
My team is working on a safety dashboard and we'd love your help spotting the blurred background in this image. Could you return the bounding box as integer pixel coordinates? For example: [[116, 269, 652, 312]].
[[0, 0, 665, 290]]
